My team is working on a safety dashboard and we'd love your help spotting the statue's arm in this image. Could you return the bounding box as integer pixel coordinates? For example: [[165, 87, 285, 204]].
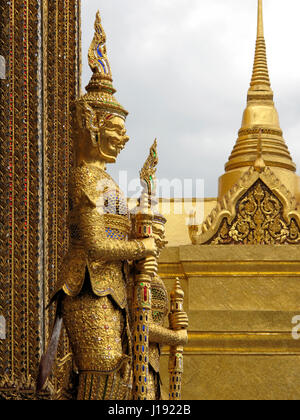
[[149, 324, 188, 347], [79, 206, 148, 261]]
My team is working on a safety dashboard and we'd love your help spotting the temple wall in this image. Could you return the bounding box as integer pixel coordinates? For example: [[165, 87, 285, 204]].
[[157, 198, 217, 247], [158, 245, 300, 400]]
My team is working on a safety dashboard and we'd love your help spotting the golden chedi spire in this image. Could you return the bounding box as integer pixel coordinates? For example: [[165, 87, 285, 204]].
[[219, 0, 296, 198]]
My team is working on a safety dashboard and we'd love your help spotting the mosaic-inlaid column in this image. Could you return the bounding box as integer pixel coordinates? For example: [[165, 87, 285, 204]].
[[0, 0, 81, 400]]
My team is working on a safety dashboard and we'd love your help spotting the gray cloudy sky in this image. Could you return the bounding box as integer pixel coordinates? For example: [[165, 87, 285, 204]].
[[81, 0, 300, 198]]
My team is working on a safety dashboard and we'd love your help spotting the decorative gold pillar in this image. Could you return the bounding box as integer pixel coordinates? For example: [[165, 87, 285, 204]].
[[0, 0, 81, 400], [168, 279, 186, 400]]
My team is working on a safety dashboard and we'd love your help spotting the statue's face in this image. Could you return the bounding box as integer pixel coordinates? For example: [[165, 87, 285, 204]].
[[153, 222, 167, 252], [97, 116, 129, 163]]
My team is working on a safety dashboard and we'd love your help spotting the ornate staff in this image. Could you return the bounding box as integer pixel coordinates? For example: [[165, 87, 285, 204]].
[[132, 140, 158, 400], [168, 278, 187, 400]]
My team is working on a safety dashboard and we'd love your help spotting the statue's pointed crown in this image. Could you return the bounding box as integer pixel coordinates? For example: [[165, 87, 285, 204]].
[[77, 11, 128, 120]]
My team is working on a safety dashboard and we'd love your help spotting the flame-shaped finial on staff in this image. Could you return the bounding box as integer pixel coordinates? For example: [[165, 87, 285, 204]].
[[140, 139, 158, 200]]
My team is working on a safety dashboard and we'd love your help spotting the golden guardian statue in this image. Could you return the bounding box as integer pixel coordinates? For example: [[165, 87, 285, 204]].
[[37, 12, 157, 400]]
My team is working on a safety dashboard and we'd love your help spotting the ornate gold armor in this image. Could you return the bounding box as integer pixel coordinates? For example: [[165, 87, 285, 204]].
[[60, 165, 149, 400], [58, 165, 144, 306]]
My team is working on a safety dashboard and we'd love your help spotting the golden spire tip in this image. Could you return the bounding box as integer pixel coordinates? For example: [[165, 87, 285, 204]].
[[248, 0, 271, 95], [257, 0, 264, 38]]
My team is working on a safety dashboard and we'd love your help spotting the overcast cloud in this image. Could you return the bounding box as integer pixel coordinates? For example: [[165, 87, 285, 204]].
[[81, 0, 300, 198]]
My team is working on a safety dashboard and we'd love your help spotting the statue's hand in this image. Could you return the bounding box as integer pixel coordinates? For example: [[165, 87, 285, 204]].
[[136, 256, 158, 276], [169, 312, 189, 330], [142, 237, 157, 257]]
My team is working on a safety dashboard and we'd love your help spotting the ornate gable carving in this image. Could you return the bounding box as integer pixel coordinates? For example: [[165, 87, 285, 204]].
[[189, 166, 300, 246], [208, 180, 300, 245]]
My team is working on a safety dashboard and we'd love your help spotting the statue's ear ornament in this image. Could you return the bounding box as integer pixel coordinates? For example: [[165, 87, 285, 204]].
[[84, 104, 99, 132]]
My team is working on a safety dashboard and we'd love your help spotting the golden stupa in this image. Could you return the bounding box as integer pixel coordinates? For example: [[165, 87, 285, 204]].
[[219, 0, 298, 199]]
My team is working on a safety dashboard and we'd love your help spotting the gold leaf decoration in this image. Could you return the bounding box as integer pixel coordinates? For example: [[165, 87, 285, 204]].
[[209, 180, 300, 245]]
